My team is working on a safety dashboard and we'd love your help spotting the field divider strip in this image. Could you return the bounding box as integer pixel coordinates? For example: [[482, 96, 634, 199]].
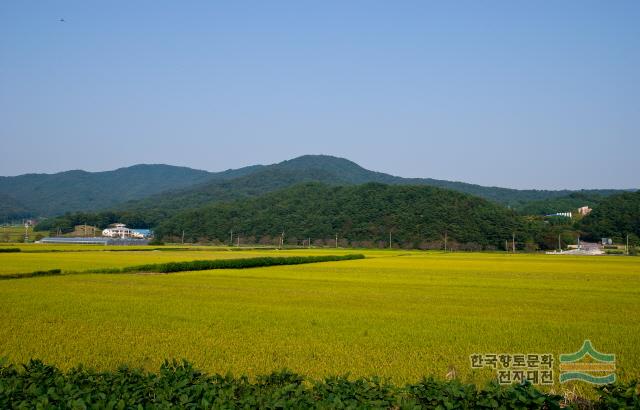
[[0, 254, 365, 280], [94, 254, 365, 274]]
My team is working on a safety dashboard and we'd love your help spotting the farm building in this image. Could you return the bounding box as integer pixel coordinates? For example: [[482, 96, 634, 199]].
[[102, 224, 152, 239]]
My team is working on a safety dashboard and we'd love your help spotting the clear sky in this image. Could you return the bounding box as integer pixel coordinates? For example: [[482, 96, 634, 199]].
[[1, 1, 638, 189]]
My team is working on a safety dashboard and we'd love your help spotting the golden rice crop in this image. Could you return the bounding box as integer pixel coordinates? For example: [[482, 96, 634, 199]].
[[0, 249, 638, 398]]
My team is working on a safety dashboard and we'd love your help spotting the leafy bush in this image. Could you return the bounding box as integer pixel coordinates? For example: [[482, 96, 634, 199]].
[[1, 360, 635, 408], [0, 248, 20, 253], [405, 377, 563, 409], [595, 380, 640, 409]]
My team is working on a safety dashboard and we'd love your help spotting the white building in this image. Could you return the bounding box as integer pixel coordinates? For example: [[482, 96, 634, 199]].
[[578, 206, 592, 216], [547, 211, 572, 218], [102, 224, 147, 239]]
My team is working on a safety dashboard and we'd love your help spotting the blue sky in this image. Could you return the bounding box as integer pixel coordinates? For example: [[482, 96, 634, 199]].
[[1, 1, 638, 189]]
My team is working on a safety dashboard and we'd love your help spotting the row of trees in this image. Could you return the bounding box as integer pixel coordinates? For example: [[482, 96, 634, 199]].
[[35, 183, 639, 251], [154, 183, 521, 248]]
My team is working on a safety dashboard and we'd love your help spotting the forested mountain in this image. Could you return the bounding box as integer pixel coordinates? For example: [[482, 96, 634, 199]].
[[12, 155, 630, 226], [120, 166, 348, 220], [122, 155, 625, 213], [269, 156, 625, 207], [47, 155, 625, 225], [579, 191, 640, 243], [0, 164, 213, 217], [0, 193, 31, 221], [153, 182, 522, 249]]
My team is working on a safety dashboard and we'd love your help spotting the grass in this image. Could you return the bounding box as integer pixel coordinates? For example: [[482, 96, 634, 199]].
[[0, 249, 638, 398]]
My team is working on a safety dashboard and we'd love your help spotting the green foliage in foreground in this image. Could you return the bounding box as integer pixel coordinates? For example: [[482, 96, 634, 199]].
[[0, 248, 20, 253], [596, 381, 640, 409], [0, 359, 561, 409], [1, 360, 637, 409], [97, 254, 365, 274]]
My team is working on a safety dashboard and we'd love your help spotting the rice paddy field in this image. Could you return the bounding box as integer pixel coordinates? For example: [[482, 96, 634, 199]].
[[0, 245, 638, 396]]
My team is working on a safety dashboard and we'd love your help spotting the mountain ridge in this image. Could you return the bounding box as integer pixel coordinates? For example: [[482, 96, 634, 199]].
[[0, 164, 213, 217], [1, 154, 633, 220], [114, 155, 628, 219]]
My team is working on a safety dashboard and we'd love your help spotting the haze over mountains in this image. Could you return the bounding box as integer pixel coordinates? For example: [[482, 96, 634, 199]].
[[0, 155, 630, 221]]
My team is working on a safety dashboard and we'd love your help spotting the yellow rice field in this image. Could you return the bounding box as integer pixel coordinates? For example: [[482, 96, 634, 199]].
[[0, 246, 638, 396]]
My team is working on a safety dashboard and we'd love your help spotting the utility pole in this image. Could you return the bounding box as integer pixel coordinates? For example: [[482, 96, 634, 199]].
[[181, 230, 185, 245], [627, 234, 630, 255], [229, 230, 233, 247], [577, 235, 581, 250], [237, 235, 240, 247], [512, 233, 515, 253], [280, 231, 285, 249], [389, 231, 392, 249], [308, 237, 311, 249], [444, 231, 447, 252], [505, 240, 508, 252], [558, 233, 562, 252], [335, 233, 338, 248]]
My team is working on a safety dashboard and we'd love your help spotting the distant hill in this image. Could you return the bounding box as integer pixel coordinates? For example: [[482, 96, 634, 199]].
[[0, 193, 31, 221], [104, 155, 628, 221], [154, 182, 522, 248], [29, 155, 631, 231], [264, 156, 626, 206], [579, 191, 640, 243], [118, 164, 355, 221], [0, 164, 214, 217]]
